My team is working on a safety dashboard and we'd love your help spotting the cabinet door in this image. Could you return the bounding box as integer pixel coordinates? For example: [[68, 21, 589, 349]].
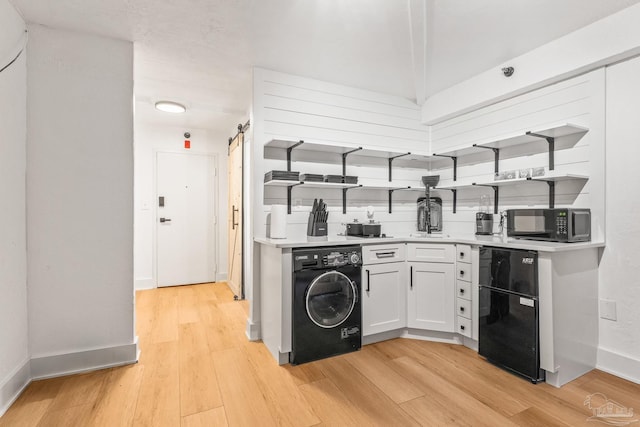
[[362, 263, 407, 336], [407, 243, 455, 263], [407, 262, 455, 332]]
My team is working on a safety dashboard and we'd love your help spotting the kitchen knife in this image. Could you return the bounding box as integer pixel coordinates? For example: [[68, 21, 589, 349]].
[[312, 198, 318, 213]]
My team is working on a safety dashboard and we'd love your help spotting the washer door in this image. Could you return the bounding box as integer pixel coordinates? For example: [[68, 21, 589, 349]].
[[306, 270, 357, 329]]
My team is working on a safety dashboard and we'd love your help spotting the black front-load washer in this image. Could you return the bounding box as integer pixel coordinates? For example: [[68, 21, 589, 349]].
[[290, 245, 362, 365]]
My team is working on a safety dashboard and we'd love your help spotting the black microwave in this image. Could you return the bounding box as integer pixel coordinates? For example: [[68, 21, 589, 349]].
[[506, 208, 591, 242]]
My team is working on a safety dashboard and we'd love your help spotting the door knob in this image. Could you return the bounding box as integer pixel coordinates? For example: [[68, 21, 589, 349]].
[[160, 217, 172, 223]]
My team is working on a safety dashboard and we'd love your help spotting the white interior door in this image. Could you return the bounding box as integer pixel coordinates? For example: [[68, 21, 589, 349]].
[[157, 152, 216, 287]]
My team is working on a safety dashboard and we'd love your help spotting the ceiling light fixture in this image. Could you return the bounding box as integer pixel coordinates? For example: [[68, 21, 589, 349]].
[[155, 101, 186, 113]]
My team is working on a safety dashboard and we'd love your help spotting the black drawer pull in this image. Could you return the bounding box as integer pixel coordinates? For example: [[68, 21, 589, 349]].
[[366, 270, 370, 292], [459, 289, 465, 294], [460, 252, 465, 258], [459, 270, 465, 276], [410, 266, 413, 289], [460, 325, 466, 331], [460, 307, 465, 312], [375, 252, 396, 258]]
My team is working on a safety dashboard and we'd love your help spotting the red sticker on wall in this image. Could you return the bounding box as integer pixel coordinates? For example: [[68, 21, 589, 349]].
[[184, 140, 191, 149]]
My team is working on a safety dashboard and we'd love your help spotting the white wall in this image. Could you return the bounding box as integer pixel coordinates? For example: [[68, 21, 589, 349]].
[[421, 7, 639, 383], [0, 0, 25, 66], [429, 69, 606, 240], [134, 124, 229, 290], [26, 24, 137, 374], [254, 68, 430, 239], [597, 57, 640, 382], [0, 0, 29, 415], [422, 3, 640, 124], [249, 68, 429, 337]]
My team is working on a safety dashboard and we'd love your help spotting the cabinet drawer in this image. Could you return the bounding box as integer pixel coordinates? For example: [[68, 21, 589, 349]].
[[457, 316, 472, 338], [457, 263, 471, 282], [456, 298, 471, 319], [407, 243, 454, 263], [457, 245, 471, 264], [456, 280, 471, 301], [362, 244, 406, 265]]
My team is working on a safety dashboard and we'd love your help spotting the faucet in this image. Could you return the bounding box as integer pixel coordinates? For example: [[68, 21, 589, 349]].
[[499, 211, 508, 237]]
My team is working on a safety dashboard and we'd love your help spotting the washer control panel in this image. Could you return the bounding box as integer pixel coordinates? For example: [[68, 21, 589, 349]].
[[293, 246, 362, 271], [323, 250, 361, 267], [349, 252, 361, 265]]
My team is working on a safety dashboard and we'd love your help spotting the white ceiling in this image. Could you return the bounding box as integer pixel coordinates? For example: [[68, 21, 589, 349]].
[[10, 0, 640, 135]]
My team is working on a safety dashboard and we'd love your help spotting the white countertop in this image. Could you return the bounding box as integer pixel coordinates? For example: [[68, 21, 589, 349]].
[[254, 233, 605, 252]]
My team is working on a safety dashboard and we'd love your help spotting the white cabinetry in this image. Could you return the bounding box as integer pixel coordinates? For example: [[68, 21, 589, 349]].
[[455, 244, 473, 338], [407, 244, 455, 332], [362, 244, 407, 336]]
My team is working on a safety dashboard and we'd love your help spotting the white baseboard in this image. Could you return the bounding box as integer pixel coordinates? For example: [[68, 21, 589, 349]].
[[363, 329, 404, 345], [135, 278, 155, 290], [363, 329, 463, 346], [30, 339, 139, 380], [403, 329, 463, 345], [0, 358, 31, 418], [246, 319, 260, 341], [597, 347, 640, 384], [216, 272, 228, 282]]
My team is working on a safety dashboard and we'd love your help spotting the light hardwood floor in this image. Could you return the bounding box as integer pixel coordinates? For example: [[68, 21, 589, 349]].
[[2, 282, 639, 426]]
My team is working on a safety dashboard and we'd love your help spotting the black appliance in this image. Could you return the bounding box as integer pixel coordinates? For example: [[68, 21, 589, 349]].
[[291, 246, 362, 365], [507, 208, 591, 242], [478, 247, 545, 383], [417, 197, 442, 232], [346, 219, 381, 237], [475, 212, 494, 235]]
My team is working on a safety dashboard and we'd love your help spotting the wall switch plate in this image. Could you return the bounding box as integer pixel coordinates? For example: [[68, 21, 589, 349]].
[[599, 299, 617, 321]]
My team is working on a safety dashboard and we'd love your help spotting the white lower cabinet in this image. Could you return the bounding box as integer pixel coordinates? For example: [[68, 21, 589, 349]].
[[362, 262, 407, 336], [456, 244, 477, 341], [407, 261, 455, 332]]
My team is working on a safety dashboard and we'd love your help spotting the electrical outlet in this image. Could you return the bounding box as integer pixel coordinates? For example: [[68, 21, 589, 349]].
[[599, 299, 617, 321]]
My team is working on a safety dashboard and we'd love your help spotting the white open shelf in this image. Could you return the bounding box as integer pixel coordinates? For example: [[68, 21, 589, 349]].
[[436, 172, 589, 190], [353, 184, 422, 191], [264, 179, 360, 189], [264, 123, 589, 214], [264, 179, 301, 187], [265, 138, 432, 162], [433, 123, 589, 158]]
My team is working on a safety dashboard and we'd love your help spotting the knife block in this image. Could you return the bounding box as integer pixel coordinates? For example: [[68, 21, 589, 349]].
[[307, 213, 328, 236]]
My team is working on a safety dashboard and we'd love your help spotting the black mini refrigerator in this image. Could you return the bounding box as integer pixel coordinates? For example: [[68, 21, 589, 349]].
[[478, 247, 545, 383]]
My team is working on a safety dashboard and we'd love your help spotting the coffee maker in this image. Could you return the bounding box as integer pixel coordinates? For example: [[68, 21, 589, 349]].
[[417, 197, 442, 232], [475, 194, 493, 235], [419, 176, 440, 234]]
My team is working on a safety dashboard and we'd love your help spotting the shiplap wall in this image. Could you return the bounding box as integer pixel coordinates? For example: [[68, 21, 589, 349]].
[[430, 69, 606, 241], [253, 68, 430, 239], [255, 68, 605, 241]]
